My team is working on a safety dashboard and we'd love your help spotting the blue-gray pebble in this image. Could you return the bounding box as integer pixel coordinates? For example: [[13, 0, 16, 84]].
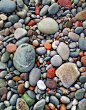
[[75, 27, 83, 34], [8, 15, 19, 24], [79, 38, 86, 50]]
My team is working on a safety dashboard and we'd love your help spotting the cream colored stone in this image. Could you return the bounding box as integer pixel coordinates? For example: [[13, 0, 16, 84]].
[[38, 18, 59, 34]]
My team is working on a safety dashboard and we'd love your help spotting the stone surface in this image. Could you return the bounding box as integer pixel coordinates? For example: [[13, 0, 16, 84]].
[[75, 10, 86, 21], [79, 38, 86, 50], [13, 43, 35, 72], [16, 98, 29, 110], [0, 87, 8, 96], [78, 99, 86, 110], [10, 94, 19, 106], [57, 42, 70, 60], [33, 99, 45, 110], [56, 63, 80, 88], [0, 0, 16, 13], [29, 68, 41, 86], [14, 28, 27, 39], [68, 32, 79, 41], [48, 3, 59, 14], [75, 89, 85, 100], [51, 55, 62, 67], [38, 18, 59, 34]]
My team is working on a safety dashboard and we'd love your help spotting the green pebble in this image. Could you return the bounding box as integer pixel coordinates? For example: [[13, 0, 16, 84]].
[[13, 70, 20, 76], [22, 93, 35, 106], [74, 0, 79, 4], [1, 51, 10, 63], [4, 101, 10, 107], [0, 79, 5, 87], [75, 89, 85, 100]]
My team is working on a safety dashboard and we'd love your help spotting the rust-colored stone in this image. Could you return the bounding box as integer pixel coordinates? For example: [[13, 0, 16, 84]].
[[46, 79, 57, 89], [17, 84, 25, 94]]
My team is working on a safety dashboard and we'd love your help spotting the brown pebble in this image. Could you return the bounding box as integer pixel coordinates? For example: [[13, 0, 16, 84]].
[[12, 76, 22, 81], [4, 28, 9, 36], [46, 79, 57, 89], [45, 105, 51, 110], [17, 84, 26, 94], [1, 94, 6, 101], [81, 56, 86, 66], [48, 103, 55, 110], [20, 73, 29, 81], [84, 93, 86, 98], [27, 29, 33, 36], [60, 104, 66, 110], [33, 40, 38, 47], [6, 43, 17, 53], [79, 67, 86, 72]]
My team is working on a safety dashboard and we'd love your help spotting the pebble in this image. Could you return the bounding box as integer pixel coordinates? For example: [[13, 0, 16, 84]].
[[29, 68, 41, 86], [75, 10, 86, 21], [40, 5, 49, 16], [0, 79, 5, 87], [46, 79, 57, 89], [48, 3, 59, 14], [0, 87, 7, 96], [10, 94, 19, 106], [17, 0, 24, 8], [22, 93, 35, 106], [38, 18, 59, 34], [69, 42, 77, 49], [16, 98, 29, 110], [68, 32, 79, 41], [1, 51, 10, 63], [36, 47, 46, 55], [37, 80, 46, 90], [81, 56, 86, 66], [0, 0, 16, 13], [26, 90, 35, 99], [78, 99, 86, 110], [0, 14, 7, 21], [13, 43, 35, 72], [75, 88, 85, 100], [14, 23, 22, 29], [50, 96, 59, 106], [8, 80, 15, 87], [79, 38, 86, 50], [57, 42, 70, 60], [25, 81, 29, 88], [60, 96, 70, 104], [51, 55, 62, 67], [8, 15, 19, 24], [33, 99, 45, 110], [0, 71, 7, 78], [14, 28, 27, 39], [56, 63, 80, 88], [0, 102, 5, 110], [42, 0, 51, 5], [75, 27, 83, 34], [6, 43, 17, 53], [17, 83, 25, 94], [79, 75, 86, 83]]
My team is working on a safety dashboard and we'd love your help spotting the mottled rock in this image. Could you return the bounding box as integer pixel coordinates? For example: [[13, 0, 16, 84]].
[[78, 99, 86, 110], [56, 63, 80, 88], [46, 79, 57, 89], [13, 43, 35, 72]]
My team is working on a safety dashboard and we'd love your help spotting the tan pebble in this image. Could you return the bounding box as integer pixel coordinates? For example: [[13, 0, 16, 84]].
[[17, 84, 26, 94], [69, 87, 76, 91], [12, 76, 22, 81], [6, 43, 17, 53], [4, 28, 10, 36], [48, 103, 55, 110], [1, 94, 6, 101], [79, 67, 86, 72], [45, 105, 51, 110], [42, 73, 47, 78], [33, 40, 38, 47], [81, 72, 86, 75], [60, 104, 66, 110]]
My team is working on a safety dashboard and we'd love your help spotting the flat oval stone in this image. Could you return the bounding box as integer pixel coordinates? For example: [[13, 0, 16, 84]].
[[56, 63, 80, 88], [50, 96, 59, 106], [57, 42, 70, 60], [0, 0, 16, 13], [33, 99, 45, 110], [40, 5, 49, 16], [60, 96, 70, 104], [75, 10, 86, 21], [68, 32, 79, 41], [13, 43, 35, 72], [37, 80, 46, 90], [38, 18, 59, 34], [16, 98, 29, 110], [8, 15, 19, 24], [48, 3, 59, 14], [10, 94, 19, 106], [1, 51, 10, 63], [36, 47, 46, 55]]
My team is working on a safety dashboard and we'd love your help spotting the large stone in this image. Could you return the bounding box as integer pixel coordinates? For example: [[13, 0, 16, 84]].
[[57, 42, 70, 60], [13, 43, 35, 72], [0, 0, 16, 13], [56, 63, 80, 88], [75, 10, 86, 21], [78, 99, 86, 110], [38, 18, 59, 34]]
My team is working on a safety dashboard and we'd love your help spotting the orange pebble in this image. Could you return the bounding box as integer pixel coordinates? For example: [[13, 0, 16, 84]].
[[6, 43, 17, 53], [27, 20, 35, 26], [29, 86, 35, 90], [84, 93, 86, 98], [37, 61, 40, 66], [35, 6, 40, 15], [81, 56, 86, 66], [46, 88, 50, 91], [44, 42, 51, 50], [60, 104, 66, 110], [79, 51, 84, 57], [12, 76, 22, 81]]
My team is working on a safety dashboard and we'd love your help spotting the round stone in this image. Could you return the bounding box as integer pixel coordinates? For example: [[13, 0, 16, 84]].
[[75, 27, 83, 34], [0, 0, 16, 13], [6, 43, 17, 53], [8, 15, 19, 24], [48, 3, 59, 14], [36, 47, 46, 55], [75, 89, 85, 100], [60, 96, 70, 104], [68, 32, 79, 41], [38, 18, 59, 34], [51, 55, 62, 67], [8, 80, 15, 87], [13, 43, 35, 72], [37, 80, 46, 90]]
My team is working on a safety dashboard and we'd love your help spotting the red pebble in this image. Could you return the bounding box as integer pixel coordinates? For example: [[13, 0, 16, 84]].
[[47, 68, 55, 78], [81, 56, 86, 66], [27, 20, 35, 26], [35, 6, 40, 15], [58, 0, 71, 8], [77, 21, 82, 26]]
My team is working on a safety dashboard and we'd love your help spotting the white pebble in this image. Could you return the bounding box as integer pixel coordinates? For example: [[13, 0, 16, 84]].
[[25, 81, 29, 88], [37, 80, 46, 90]]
